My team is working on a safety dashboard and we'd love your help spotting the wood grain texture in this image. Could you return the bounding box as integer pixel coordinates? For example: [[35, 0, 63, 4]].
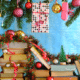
[[30, 46, 51, 69], [33, 70, 49, 77], [51, 71, 73, 77]]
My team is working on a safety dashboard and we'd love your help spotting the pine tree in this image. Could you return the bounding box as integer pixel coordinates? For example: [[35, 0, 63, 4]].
[[59, 45, 67, 62]]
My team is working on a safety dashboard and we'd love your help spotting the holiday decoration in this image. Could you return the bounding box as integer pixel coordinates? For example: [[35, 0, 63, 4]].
[[72, 0, 80, 7], [53, 59, 58, 64], [52, 0, 62, 13], [5, 30, 15, 40], [13, 8, 23, 17], [2, 49, 8, 53], [15, 30, 25, 37], [59, 45, 67, 64], [6, 63, 11, 67], [61, 2, 68, 21], [0, 13, 1, 17], [25, 0, 32, 9], [46, 76, 54, 80], [36, 62, 42, 68], [32, 2, 49, 33], [67, 58, 71, 63]]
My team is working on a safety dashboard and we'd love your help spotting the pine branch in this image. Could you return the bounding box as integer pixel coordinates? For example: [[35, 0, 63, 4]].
[[1, 14, 15, 29], [69, 2, 75, 9], [16, 17, 23, 29], [43, 0, 49, 3], [66, 7, 80, 27]]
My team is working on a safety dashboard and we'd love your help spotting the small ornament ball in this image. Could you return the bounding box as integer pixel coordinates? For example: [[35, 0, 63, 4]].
[[67, 58, 71, 63], [53, 59, 58, 64], [13, 8, 23, 17], [72, 0, 80, 7], [3, 49, 8, 53], [25, 2, 32, 9], [46, 77, 54, 80], [36, 62, 42, 69], [52, 2, 62, 13]]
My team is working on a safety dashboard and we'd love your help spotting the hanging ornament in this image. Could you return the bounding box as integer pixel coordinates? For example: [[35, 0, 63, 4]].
[[46, 77, 54, 80], [67, 58, 71, 63], [36, 62, 42, 69], [13, 0, 23, 17], [15, 30, 25, 37], [72, 0, 80, 7], [52, 0, 62, 13], [25, 0, 32, 9], [0, 13, 1, 17]]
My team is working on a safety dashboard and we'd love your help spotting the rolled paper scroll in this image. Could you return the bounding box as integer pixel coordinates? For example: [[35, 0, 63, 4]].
[[61, 2, 69, 21]]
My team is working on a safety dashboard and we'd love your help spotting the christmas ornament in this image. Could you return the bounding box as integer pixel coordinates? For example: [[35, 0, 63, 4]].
[[13, 0, 23, 17], [6, 63, 11, 67], [13, 8, 23, 17], [52, 0, 62, 13], [46, 77, 54, 80], [67, 58, 71, 63], [0, 13, 1, 17], [25, 0, 32, 9], [2, 49, 8, 53], [5, 30, 15, 40], [61, 2, 69, 21], [36, 62, 42, 69], [15, 30, 25, 37], [16, 64, 20, 67], [72, 0, 80, 7], [53, 59, 58, 64]]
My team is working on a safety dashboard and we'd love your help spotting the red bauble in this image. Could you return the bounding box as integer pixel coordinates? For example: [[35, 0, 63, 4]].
[[46, 77, 54, 80], [25, 2, 32, 9], [36, 62, 42, 69], [5, 30, 15, 40], [72, 0, 80, 7], [13, 8, 23, 17]]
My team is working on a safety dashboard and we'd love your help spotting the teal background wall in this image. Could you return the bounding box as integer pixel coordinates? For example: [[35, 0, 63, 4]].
[[0, 0, 78, 56]]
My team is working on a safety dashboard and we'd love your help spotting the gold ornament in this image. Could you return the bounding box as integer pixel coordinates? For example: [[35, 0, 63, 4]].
[[15, 30, 25, 37], [52, 2, 62, 13], [0, 13, 1, 17]]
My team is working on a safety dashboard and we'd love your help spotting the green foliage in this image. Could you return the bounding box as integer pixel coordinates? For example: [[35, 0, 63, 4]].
[[66, 7, 80, 27], [59, 45, 67, 62]]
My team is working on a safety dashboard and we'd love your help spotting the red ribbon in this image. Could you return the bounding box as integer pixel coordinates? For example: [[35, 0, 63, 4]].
[[68, 8, 74, 17]]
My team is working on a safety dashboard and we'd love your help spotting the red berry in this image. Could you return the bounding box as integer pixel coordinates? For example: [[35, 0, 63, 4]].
[[46, 77, 54, 80]]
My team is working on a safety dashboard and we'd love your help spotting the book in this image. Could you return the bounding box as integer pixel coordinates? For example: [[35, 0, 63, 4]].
[[35, 77, 78, 80], [0, 58, 28, 63], [3, 53, 27, 60], [6, 48, 25, 54], [33, 70, 49, 77], [30, 46, 51, 69], [75, 60, 80, 74], [51, 71, 73, 77], [0, 78, 24, 80], [0, 73, 23, 78], [3, 67, 26, 73]]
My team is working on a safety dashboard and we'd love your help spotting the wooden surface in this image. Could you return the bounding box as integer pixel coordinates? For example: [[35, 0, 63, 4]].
[[0, 73, 23, 78], [75, 60, 80, 74], [3, 67, 26, 73], [0, 78, 24, 80], [35, 77, 78, 80], [33, 70, 49, 77], [51, 71, 73, 77], [3, 53, 27, 60], [30, 46, 51, 69]]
